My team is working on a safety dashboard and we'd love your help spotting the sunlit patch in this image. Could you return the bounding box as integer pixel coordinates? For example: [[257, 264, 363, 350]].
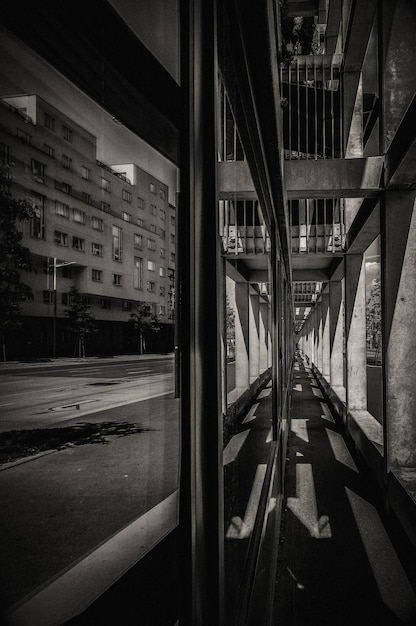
[[346, 488, 416, 622], [326, 429, 358, 472], [320, 402, 334, 422], [287, 464, 332, 539], [291, 419, 309, 443]]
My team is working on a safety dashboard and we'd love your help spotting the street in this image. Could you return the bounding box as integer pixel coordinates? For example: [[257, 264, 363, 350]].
[[0, 354, 180, 617]]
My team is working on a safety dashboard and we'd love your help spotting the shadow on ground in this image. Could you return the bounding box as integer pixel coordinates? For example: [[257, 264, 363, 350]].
[[0, 422, 154, 464]]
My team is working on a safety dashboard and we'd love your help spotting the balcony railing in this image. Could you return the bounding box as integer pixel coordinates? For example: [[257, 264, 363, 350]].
[[220, 199, 270, 255], [290, 198, 345, 253]]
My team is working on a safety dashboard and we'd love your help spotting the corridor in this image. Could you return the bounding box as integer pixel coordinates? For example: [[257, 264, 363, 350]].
[[273, 355, 416, 626]]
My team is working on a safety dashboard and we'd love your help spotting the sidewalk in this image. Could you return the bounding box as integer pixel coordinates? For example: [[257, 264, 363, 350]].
[[273, 355, 416, 625], [0, 352, 174, 372]]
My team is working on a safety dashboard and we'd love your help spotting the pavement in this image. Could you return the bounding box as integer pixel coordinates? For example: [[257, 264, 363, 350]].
[[273, 355, 416, 626]]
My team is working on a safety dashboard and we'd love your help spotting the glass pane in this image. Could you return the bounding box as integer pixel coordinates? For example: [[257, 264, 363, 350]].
[[0, 27, 179, 621], [365, 234, 383, 423]]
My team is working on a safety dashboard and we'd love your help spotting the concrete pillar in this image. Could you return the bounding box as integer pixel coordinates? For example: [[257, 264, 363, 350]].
[[345, 254, 367, 411], [249, 289, 260, 384], [259, 301, 268, 371], [267, 304, 273, 369], [316, 299, 323, 373], [383, 191, 416, 467], [234, 282, 250, 389], [321, 292, 330, 381], [329, 280, 344, 388]]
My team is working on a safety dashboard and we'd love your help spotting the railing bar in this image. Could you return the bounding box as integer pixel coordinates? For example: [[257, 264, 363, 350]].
[[314, 57, 318, 159], [297, 57, 301, 160]]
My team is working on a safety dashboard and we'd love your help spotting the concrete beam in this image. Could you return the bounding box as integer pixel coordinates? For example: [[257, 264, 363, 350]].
[[347, 199, 380, 253], [292, 268, 330, 281], [284, 157, 384, 198], [385, 94, 416, 189], [219, 158, 384, 199], [326, 0, 342, 54]]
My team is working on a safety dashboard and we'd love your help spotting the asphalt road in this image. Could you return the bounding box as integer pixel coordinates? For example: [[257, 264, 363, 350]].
[[0, 354, 180, 615], [0, 354, 175, 432]]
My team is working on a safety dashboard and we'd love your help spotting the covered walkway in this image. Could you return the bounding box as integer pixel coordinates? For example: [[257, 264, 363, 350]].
[[274, 354, 416, 625]]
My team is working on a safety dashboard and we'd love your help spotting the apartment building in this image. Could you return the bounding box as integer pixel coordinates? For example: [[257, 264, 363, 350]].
[[0, 94, 175, 357]]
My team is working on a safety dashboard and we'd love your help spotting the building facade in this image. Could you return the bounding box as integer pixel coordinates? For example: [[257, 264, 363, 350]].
[[0, 94, 175, 357]]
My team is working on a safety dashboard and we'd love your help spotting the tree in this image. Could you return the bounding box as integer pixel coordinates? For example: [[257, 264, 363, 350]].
[[65, 287, 97, 357], [0, 166, 33, 361], [129, 302, 160, 354], [366, 278, 382, 350], [225, 294, 235, 361]]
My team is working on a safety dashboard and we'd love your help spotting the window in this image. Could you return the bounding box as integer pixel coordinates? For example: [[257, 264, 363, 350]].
[[159, 228, 165, 239], [151, 204, 157, 216], [147, 281, 155, 293], [101, 201, 110, 212], [60, 182, 72, 195], [16, 129, 31, 144], [159, 189, 166, 200], [150, 182, 156, 194], [72, 236, 85, 251], [148, 260, 156, 271], [122, 212, 131, 222], [147, 238, 156, 251], [101, 298, 111, 309], [30, 194, 45, 239], [43, 290, 54, 304], [101, 177, 111, 192], [91, 216, 103, 231], [137, 217, 145, 228], [55, 201, 70, 218], [134, 233, 143, 248], [160, 248, 165, 258], [150, 224, 157, 233], [91, 242, 103, 256], [137, 197, 144, 209], [92, 269, 103, 282], [122, 301, 132, 312], [31, 159, 45, 179], [62, 125, 72, 141], [81, 166, 91, 180], [62, 155, 72, 170], [170, 234, 176, 244], [133, 256, 143, 290], [112, 225, 123, 261], [159, 267, 165, 277], [171, 215, 176, 226], [0, 142, 11, 165], [61, 266, 73, 279], [160, 209, 166, 221], [113, 274, 122, 286], [54, 230, 68, 246], [170, 252, 176, 262], [73, 208, 86, 224], [122, 189, 132, 203], [81, 192, 91, 204], [43, 144, 54, 157], [44, 113, 55, 130], [159, 305, 166, 316], [160, 286, 166, 297]]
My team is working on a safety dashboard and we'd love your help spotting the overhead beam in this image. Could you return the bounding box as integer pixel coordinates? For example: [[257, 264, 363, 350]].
[[219, 157, 384, 199], [347, 199, 380, 253], [385, 94, 416, 189], [292, 268, 330, 281]]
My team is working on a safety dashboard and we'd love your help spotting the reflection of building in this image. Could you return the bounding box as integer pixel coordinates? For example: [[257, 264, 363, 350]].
[[0, 95, 175, 357]]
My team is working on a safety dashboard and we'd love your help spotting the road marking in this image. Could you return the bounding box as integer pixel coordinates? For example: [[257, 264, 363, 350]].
[[226, 464, 267, 538], [293, 383, 302, 392], [223, 430, 250, 465], [291, 419, 309, 443], [258, 388, 271, 399], [320, 402, 334, 422], [312, 387, 323, 399], [287, 464, 331, 538], [346, 487, 416, 623], [326, 429, 358, 472], [243, 403, 259, 424]]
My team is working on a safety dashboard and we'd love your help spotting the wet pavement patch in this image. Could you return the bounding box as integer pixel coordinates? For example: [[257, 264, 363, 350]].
[[0, 422, 153, 464]]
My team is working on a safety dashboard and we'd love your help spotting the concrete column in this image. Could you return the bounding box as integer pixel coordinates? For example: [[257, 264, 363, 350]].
[[321, 292, 330, 381], [383, 191, 416, 467], [234, 282, 250, 390], [316, 300, 323, 373], [249, 289, 260, 384], [345, 254, 367, 411], [259, 301, 268, 371], [329, 280, 344, 388]]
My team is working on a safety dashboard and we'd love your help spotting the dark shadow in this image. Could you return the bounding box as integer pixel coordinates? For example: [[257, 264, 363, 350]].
[[0, 422, 154, 464]]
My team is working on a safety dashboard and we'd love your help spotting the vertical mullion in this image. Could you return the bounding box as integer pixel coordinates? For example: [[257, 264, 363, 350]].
[[331, 60, 335, 158], [314, 57, 317, 159], [289, 62, 292, 158], [322, 57, 326, 159], [297, 57, 301, 159]]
